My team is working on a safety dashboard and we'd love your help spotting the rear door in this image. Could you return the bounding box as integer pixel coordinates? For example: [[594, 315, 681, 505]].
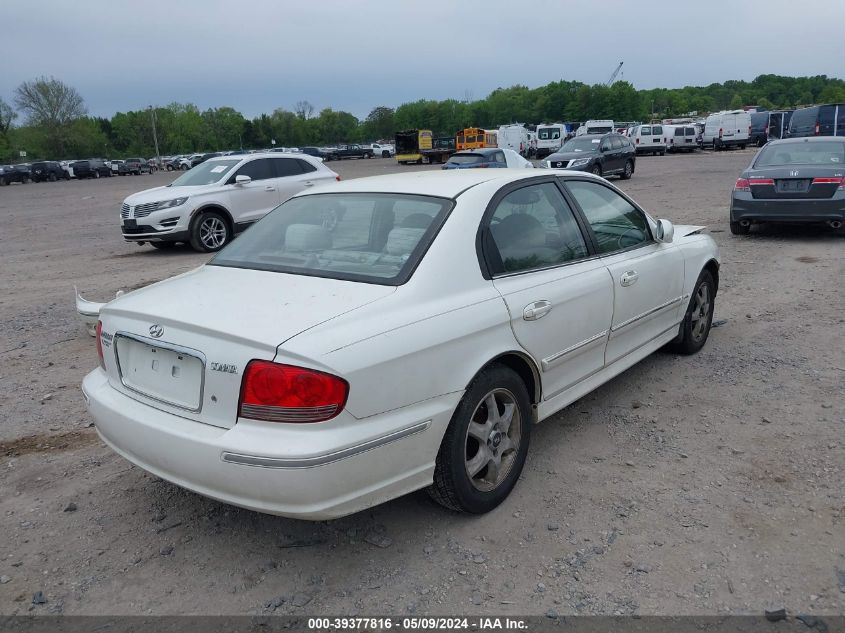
[[722, 114, 736, 139], [484, 181, 613, 400], [563, 179, 685, 365], [226, 158, 280, 224]]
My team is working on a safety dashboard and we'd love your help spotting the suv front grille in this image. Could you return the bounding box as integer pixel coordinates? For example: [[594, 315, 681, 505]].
[[120, 201, 159, 219]]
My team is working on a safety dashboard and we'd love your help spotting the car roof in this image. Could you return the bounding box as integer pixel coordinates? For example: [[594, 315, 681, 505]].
[[206, 151, 308, 162], [454, 148, 499, 155], [300, 170, 585, 199], [766, 137, 845, 146]]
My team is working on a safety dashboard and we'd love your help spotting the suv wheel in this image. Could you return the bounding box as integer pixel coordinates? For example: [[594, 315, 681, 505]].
[[94, 170, 100, 179], [590, 164, 602, 176], [189, 210, 231, 252], [620, 160, 633, 180]]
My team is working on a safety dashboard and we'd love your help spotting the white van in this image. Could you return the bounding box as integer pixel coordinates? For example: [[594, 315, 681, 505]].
[[702, 110, 751, 150], [665, 125, 698, 153], [497, 124, 531, 157], [535, 123, 566, 158], [628, 124, 666, 155], [576, 119, 615, 136]]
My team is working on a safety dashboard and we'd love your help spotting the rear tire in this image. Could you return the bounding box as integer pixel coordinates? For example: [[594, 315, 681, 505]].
[[730, 221, 750, 235], [94, 171, 100, 179], [620, 160, 633, 180], [428, 364, 531, 514], [667, 270, 715, 355], [49, 173, 57, 182]]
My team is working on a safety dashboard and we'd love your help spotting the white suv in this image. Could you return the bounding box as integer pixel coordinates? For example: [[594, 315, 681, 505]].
[[119, 153, 340, 252]]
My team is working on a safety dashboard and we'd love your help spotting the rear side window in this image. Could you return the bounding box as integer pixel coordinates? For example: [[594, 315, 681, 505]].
[[488, 183, 588, 274], [819, 105, 836, 135], [272, 158, 303, 177], [610, 136, 623, 149], [674, 128, 684, 136], [296, 159, 317, 173], [566, 180, 651, 254], [653, 125, 663, 135]]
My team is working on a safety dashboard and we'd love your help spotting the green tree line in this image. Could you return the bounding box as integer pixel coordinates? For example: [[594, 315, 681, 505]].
[[2, 74, 845, 162]]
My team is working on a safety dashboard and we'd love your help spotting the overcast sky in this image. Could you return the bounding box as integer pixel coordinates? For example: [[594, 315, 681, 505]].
[[3, 0, 843, 121]]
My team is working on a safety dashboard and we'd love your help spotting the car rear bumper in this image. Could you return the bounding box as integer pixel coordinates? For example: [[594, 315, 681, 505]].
[[731, 194, 845, 224], [82, 369, 458, 519]]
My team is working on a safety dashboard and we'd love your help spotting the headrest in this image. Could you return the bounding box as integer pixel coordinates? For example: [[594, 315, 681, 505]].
[[385, 227, 426, 256]]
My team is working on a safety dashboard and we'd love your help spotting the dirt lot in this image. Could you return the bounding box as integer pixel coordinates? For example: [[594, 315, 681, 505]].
[[0, 153, 843, 617]]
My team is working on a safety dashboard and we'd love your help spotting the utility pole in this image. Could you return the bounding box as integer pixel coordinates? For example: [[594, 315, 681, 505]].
[[149, 106, 161, 170]]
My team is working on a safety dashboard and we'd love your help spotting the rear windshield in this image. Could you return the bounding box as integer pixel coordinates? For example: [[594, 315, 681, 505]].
[[210, 193, 453, 285], [559, 137, 601, 152], [448, 154, 485, 165], [755, 141, 845, 166], [169, 159, 240, 186], [537, 127, 561, 140], [587, 126, 613, 134]]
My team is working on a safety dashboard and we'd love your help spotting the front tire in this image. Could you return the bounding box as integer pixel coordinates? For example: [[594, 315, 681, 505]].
[[428, 364, 531, 514], [590, 164, 602, 176], [189, 210, 231, 252], [94, 170, 100, 179], [667, 270, 715, 355]]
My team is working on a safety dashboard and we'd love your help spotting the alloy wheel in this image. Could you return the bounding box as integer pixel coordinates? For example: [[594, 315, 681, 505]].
[[200, 216, 227, 249], [690, 284, 711, 342], [464, 388, 522, 492]]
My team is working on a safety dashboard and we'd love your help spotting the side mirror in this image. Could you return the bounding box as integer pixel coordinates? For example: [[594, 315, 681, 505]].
[[655, 219, 674, 243], [235, 175, 251, 185]]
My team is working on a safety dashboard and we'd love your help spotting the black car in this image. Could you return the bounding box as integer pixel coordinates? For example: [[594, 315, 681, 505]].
[[191, 152, 221, 168], [0, 164, 30, 185], [124, 158, 150, 175], [786, 103, 845, 138], [30, 161, 68, 182], [545, 133, 635, 179], [750, 112, 770, 147], [71, 159, 111, 179], [442, 148, 509, 169], [730, 137, 845, 234]]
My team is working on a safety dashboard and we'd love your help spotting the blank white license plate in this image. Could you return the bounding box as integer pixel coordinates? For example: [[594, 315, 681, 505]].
[[115, 336, 203, 410]]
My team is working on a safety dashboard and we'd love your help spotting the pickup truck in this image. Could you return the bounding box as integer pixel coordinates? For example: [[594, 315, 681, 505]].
[[326, 144, 374, 161], [363, 143, 394, 158]]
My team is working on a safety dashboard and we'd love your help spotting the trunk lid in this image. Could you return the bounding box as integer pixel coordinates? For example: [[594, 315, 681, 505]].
[[99, 266, 394, 428], [748, 166, 843, 199]]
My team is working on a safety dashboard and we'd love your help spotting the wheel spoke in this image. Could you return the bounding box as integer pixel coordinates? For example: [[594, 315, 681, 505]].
[[466, 445, 491, 478], [497, 436, 514, 456], [483, 454, 501, 485], [484, 393, 500, 424], [498, 402, 516, 434], [467, 421, 489, 442]]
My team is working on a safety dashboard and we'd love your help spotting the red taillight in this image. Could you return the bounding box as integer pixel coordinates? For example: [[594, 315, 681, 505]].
[[719, 128, 723, 138], [335, 175, 341, 181], [479, 163, 489, 168], [748, 178, 775, 186], [635, 138, 640, 144], [238, 360, 348, 423], [815, 122, 820, 135], [812, 176, 845, 189], [95, 320, 105, 369], [734, 178, 751, 192]]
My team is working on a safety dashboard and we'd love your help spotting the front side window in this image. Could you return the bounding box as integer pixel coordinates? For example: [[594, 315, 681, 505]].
[[488, 183, 588, 274], [566, 180, 651, 254], [210, 193, 451, 284], [232, 159, 273, 182]]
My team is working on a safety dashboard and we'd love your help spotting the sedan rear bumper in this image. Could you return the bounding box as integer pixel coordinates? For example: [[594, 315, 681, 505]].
[[731, 194, 845, 224], [83, 369, 459, 519]]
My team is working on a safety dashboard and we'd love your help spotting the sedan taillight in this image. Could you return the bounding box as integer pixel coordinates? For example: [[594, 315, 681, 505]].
[[734, 178, 751, 192], [238, 360, 348, 423], [811, 176, 845, 189], [95, 320, 105, 369]]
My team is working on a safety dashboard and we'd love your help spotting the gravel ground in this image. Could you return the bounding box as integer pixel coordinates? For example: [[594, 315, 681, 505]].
[[0, 153, 843, 617]]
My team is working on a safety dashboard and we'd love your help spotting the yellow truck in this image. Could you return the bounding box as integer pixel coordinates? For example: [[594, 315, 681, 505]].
[[395, 129, 457, 164]]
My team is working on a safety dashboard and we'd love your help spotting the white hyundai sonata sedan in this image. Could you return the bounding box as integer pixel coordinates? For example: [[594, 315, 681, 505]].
[[83, 170, 720, 520]]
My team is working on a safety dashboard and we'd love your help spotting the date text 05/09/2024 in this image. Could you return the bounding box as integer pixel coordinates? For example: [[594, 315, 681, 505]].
[[307, 617, 528, 631]]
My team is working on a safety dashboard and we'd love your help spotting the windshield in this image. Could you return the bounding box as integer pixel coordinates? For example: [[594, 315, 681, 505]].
[[560, 138, 601, 153], [587, 126, 613, 134], [211, 193, 452, 284], [755, 142, 845, 167], [537, 127, 561, 140], [169, 159, 240, 186]]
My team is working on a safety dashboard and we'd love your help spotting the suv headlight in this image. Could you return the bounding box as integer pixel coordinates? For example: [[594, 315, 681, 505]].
[[570, 157, 591, 167], [154, 197, 188, 210]]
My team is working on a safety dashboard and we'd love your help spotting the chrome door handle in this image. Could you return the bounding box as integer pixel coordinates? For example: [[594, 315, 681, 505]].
[[620, 270, 639, 287], [523, 300, 552, 321], [303, 181, 315, 187], [264, 186, 276, 191]]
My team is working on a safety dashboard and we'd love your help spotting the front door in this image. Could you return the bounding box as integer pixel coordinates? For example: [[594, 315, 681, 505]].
[[226, 158, 281, 225], [484, 181, 614, 400], [563, 179, 685, 365]]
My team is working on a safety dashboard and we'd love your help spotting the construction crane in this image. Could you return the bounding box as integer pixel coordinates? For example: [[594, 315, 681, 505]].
[[605, 61, 624, 87]]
